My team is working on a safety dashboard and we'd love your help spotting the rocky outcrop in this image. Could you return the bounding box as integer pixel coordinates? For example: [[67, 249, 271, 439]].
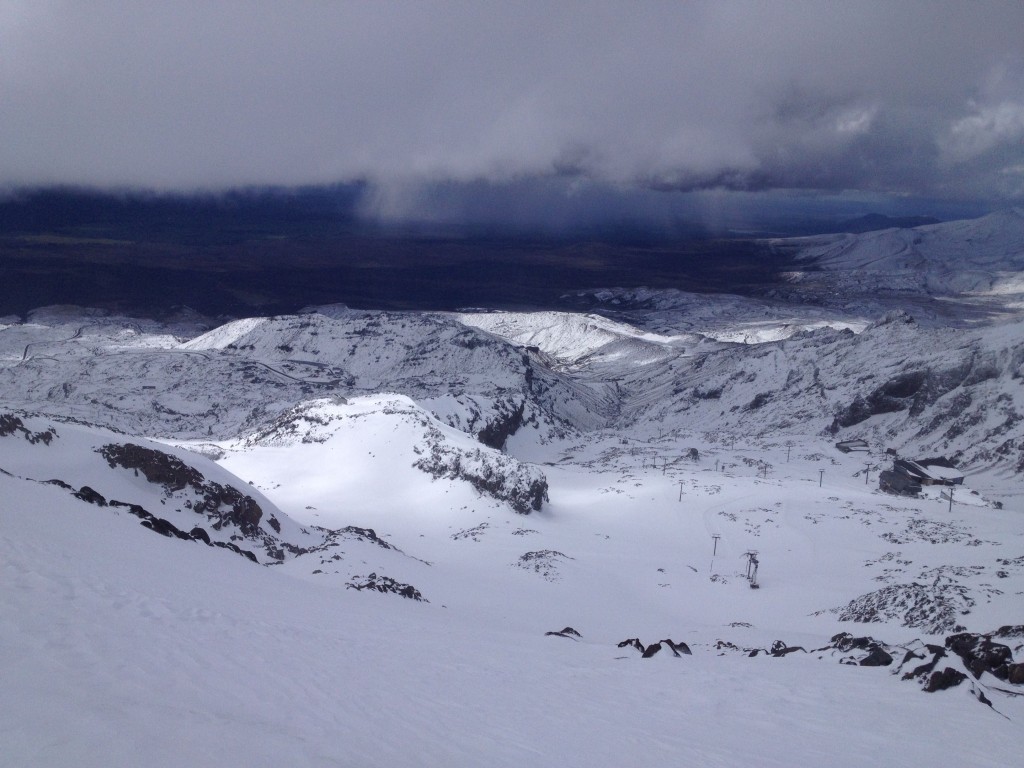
[[98, 443, 264, 535], [824, 576, 974, 634], [415, 441, 548, 515], [545, 627, 582, 639], [67, 480, 258, 563], [946, 631, 1016, 681], [477, 399, 526, 450], [830, 353, 1004, 433], [0, 414, 56, 445], [513, 550, 571, 581], [345, 573, 426, 601], [615, 637, 692, 658]]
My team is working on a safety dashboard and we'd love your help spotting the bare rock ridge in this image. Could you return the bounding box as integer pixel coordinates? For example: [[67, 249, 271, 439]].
[[98, 442, 266, 536]]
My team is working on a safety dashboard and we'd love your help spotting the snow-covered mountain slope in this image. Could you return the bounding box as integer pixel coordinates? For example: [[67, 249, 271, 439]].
[[458, 310, 688, 369], [6, 450, 1022, 768], [0, 412, 309, 563], [2, 296, 1023, 491], [4, 404, 1024, 767], [5, 211, 1024, 765], [0, 307, 611, 445], [216, 394, 549, 517], [776, 208, 1024, 312]]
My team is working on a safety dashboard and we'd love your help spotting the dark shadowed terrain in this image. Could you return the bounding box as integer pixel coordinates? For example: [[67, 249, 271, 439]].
[[0, 189, 792, 317]]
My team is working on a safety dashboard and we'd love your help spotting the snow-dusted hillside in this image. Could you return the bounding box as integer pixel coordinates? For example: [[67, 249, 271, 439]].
[[775, 208, 1024, 315], [4, 213, 1024, 765]]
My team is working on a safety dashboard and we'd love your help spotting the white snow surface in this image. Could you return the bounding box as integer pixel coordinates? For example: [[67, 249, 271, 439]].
[[4, 220, 1024, 765]]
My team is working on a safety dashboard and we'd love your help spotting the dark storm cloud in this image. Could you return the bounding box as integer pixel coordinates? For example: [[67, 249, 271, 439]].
[[2, 0, 1023, 215]]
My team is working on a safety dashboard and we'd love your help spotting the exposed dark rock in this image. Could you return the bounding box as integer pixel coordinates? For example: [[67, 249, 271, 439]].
[[745, 392, 771, 411], [73, 486, 107, 506], [1008, 664, 1024, 685], [0, 414, 57, 445], [335, 526, 396, 549], [827, 632, 894, 666], [346, 573, 427, 601], [770, 640, 805, 657], [827, 577, 974, 634], [830, 354, 990, 432], [514, 550, 572, 580], [901, 644, 948, 682], [99, 498, 259, 563], [212, 541, 259, 563], [925, 667, 967, 693], [659, 638, 692, 656], [946, 632, 1014, 680], [546, 627, 582, 639], [98, 443, 264, 535], [415, 441, 549, 515], [141, 516, 191, 540], [641, 642, 663, 658], [617, 638, 646, 653], [859, 646, 894, 667], [478, 400, 526, 450]]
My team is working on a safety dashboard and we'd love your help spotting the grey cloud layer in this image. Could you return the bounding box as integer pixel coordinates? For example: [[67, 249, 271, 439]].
[[2, 1, 1023, 203]]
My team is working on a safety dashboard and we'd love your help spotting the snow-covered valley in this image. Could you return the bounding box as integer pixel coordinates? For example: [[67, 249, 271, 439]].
[[3, 214, 1024, 766]]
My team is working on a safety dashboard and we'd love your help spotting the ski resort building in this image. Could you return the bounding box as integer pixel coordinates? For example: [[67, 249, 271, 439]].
[[892, 457, 964, 487], [835, 439, 869, 453], [878, 469, 922, 497]]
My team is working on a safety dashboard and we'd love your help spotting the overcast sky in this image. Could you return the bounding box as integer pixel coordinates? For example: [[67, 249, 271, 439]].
[[2, 1, 1023, 224]]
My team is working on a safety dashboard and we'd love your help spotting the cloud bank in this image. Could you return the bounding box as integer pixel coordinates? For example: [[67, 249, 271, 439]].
[[2, 1, 1023, 217]]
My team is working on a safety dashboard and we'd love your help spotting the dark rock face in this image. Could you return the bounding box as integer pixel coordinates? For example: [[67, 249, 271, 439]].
[[99, 442, 204, 491], [770, 640, 805, 657], [829, 632, 894, 666], [945, 632, 1014, 680], [477, 400, 526, 450], [74, 485, 107, 506], [829, 578, 974, 635], [335, 526, 395, 550], [617, 637, 691, 658], [1008, 664, 1024, 685], [98, 443, 264, 535], [546, 627, 582, 639], [830, 355, 996, 432], [102, 500, 258, 562], [925, 667, 968, 693], [641, 642, 663, 658], [514, 550, 571, 581], [0, 414, 56, 445], [415, 442, 549, 515], [661, 639, 692, 657], [346, 573, 427, 601], [859, 647, 894, 667], [617, 638, 645, 653]]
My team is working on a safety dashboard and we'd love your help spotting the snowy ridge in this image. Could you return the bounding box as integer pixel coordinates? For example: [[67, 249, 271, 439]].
[[181, 316, 269, 350], [781, 208, 1024, 304], [458, 310, 686, 368], [220, 394, 549, 516]]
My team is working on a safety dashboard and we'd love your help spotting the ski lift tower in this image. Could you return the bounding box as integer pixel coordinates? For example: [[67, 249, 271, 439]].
[[744, 550, 760, 589]]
